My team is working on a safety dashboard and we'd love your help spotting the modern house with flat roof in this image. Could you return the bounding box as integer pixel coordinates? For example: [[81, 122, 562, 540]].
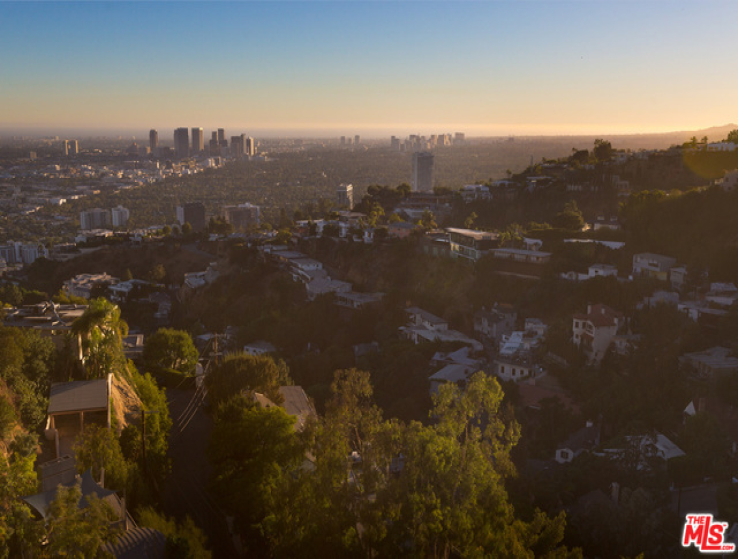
[[45, 375, 111, 458]]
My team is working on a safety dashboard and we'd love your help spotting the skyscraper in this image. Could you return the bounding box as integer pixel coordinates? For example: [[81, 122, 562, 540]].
[[217, 128, 226, 148], [62, 140, 69, 157], [337, 183, 354, 209], [245, 137, 255, 157], [191, 127, 204, 154], [111, 205, 130, 228], [174, 128, 189, 159], [149, 129, 159, 153], [176, 202, 206, 232], [68, 140, 79, 156], [230, 135, 244, 157], [412, 152, 434, 192]]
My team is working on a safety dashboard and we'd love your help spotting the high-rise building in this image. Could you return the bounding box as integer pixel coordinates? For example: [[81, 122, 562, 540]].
[[111, 205, 130, 228], [454, 132, 465, 143], [150, 129, 159, 153], [217, 128, 227, 147], [230, 135, 245, 157], [176, 202, 206, 232], [80, 208, 112, 230], [245, 137, 255, 157], [68, 140, 79, 156], [354, 135, 360, 146], [191, 127, 204, 154], [174, 128, 189, 159], [340, 136, 346, 146], [62, 140, 69, 157], [337, 183, 354, 209], [209, 132, 220, 155], [412, 152, 434, 192], [223, 202, 260, 231], [391, 136, 401, 151]]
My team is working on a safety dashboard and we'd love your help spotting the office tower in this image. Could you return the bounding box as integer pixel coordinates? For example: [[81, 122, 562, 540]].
[[150, 129, 159, 152], [337, 183, 354, 209], [176, 202, 206, 232], [340, 136, 346, 146], [62, 140, 69, 157], [412, 152, 434, 192], [230, 135, 244, 157], [354, 135, 360, 146], [80, 208, 112, 230], [454, 132, 465, 143], [245, 137, 255, 157], [217, 128, 227, 147], [223, 202, 260, 231], [111, 205, 130, 228], [174, 128, 189, 159], [191, 127, 204, 153], [391, 136, 401, 151], [68, 140, 79, 156]]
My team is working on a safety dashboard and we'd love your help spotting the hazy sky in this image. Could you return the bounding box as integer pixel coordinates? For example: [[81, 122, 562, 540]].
[[1, 1, 736, 137]]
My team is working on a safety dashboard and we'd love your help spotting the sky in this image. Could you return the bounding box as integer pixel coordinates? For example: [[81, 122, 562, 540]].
[[1, 1, 737, 138]]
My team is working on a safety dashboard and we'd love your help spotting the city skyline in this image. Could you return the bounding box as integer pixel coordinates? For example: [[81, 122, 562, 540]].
[[1, 1, 737, 138]]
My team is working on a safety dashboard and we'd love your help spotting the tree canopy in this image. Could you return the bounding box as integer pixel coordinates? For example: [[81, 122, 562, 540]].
[[143, 328, 199, 376], [205, 352, 291, 408], [257, 369, 578, 558]]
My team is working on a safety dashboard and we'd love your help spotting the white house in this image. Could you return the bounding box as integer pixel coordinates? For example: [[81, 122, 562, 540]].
[[572, 304, 624, 363], [632, 253, 676, 281]]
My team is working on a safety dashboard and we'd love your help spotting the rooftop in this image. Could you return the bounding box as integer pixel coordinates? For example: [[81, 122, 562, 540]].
[[48, 378, 109, 415]]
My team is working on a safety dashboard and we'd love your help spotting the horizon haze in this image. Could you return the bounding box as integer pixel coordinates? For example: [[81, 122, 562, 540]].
[[1, 1, 737, 138]]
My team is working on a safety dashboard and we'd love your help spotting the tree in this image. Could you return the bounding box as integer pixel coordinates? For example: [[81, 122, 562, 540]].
[[129, 368, 172, 483], [162, 225, 172, 236], [143, 328, 199, 376], [727, 129, 738, 144], [148, 264, 166, 284], [397, 183, 411, 197], [45, 482, 120, 558], [553, 200, 584, 231], [262, 371, 576, 558], [275, 229, 292, 245], [205, 352, 291, 408], [71, 298, 128, 379], [464, 211, 478, 230], [182, 222, 193, 235], [0, 452, 41, 558], [419, 209, 437, 230], [209, 395, 302, 550], [73, 424, 128, 490], [137, 507, 211, 559], [0, 397, 17, 441], [593, 139, 613, 162]]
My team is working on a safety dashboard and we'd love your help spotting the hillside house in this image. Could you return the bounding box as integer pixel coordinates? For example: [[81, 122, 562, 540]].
[[401, 307, 482, 351], [632, 253, 676, 281], [572, 304, 624, 364], [446, 228, 499, 262], [63, 273, 118, 299], [473, 305, 517, 342], [45, 376, 112, 458], [429, 364, 477, 395], [679, 347, 738, 378], [555, 421, 600, 464]]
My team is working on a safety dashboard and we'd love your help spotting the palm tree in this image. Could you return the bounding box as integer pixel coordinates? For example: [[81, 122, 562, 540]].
[[71, 298, 128, 379]]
